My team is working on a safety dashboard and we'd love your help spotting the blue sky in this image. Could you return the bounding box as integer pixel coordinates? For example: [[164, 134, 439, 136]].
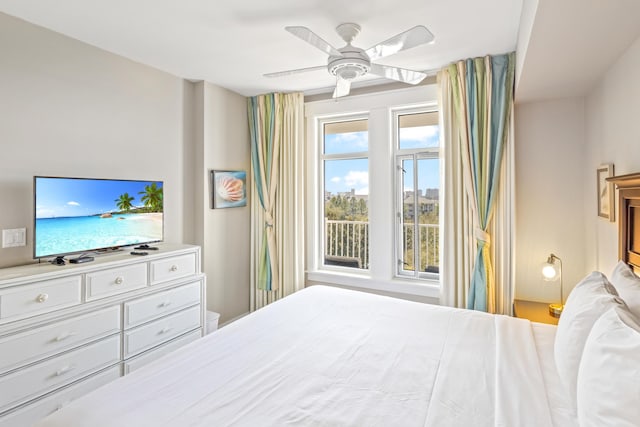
[[324, 126, 440, 195], [35, 177, 162, 218]]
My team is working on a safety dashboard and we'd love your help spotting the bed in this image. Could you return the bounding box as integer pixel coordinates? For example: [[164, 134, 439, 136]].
[[36, 174, 640, 427], [35, 284, 575, 427]]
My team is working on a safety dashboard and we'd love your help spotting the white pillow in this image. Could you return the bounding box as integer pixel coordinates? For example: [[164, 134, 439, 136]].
[[554, 271, 625, 408], [610, 260, 640, 318], [576, 306, 640, 427]]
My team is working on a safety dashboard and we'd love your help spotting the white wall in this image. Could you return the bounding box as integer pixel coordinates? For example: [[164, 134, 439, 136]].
[[514, 97, 587, 302], [0, 13, 251, 323], [584, 34, 640, 274], [514, 32, 640, 302], [194, 83, 251, 323], [0, 12, 189, 268]]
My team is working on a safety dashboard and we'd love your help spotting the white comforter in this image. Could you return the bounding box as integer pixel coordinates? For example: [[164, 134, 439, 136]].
[[37, 285, 558, 427]]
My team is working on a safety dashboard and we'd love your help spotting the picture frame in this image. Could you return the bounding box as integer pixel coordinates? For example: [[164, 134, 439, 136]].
[[597, 163, 615, 222], [211, 170, 247, 209]]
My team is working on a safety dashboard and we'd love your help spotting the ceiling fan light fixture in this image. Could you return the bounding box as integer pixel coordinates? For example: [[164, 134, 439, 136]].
[[328, 54, 370, 81], [329, 60, 370, 80]]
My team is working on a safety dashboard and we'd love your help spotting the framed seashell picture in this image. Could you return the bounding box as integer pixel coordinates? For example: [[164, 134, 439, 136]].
[[211, 170, 247, 208]]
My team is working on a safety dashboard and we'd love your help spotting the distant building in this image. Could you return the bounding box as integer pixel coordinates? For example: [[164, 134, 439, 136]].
[[424, 188, 439, 200], [403, 191, 438, 218]]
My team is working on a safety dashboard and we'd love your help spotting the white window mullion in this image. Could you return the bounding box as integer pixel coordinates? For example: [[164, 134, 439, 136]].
[[413, 155, 420, 278]]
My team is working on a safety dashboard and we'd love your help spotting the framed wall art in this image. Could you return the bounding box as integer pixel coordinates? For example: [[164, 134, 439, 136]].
[[597, 163, 615, 222], [211, 170, 247, 209]]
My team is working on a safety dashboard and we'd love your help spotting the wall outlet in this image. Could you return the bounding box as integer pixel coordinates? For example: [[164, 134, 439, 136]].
[[2, 228, 26, 248]]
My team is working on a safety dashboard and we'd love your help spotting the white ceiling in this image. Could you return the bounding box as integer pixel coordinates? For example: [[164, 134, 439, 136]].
[[0, 0, 523, 96], [1, 0, 639, 101], [516, 0, 640, 103]]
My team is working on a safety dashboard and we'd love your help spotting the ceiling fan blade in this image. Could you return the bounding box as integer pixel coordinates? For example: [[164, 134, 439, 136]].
[[365, 26, 434, 61], [332, 78, 351, 98], [369, 64, 427, 85], [285, 26, 343, 57], [264, 65, 326, 78]]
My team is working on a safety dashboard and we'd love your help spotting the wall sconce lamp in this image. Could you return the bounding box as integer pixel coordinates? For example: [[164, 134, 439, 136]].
[[542, 253, 564, 317]]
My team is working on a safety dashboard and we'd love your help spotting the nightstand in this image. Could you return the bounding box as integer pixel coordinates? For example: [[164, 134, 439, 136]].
[[513, 299, 559, 325]]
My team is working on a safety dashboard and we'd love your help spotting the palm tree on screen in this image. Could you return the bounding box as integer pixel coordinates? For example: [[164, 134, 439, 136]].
[[115, 193, 135, 212], [139, 183, 163, 212]]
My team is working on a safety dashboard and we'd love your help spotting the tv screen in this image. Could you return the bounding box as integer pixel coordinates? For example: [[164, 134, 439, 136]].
[[34, 176, 164, 259]]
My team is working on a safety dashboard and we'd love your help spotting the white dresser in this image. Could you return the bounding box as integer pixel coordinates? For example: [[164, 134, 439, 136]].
[[0, 244, 206, 426]]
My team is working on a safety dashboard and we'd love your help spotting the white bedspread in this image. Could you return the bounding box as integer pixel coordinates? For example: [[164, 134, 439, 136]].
[[37, 285, 560, 427]]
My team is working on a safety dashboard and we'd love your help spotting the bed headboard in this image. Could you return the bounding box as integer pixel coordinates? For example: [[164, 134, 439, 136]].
[[607, 173, 640, 272]]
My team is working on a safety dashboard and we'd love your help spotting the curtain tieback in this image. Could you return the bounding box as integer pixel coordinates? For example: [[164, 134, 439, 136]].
[[264, 212, 274, 228], [475, 228, 490, 245]]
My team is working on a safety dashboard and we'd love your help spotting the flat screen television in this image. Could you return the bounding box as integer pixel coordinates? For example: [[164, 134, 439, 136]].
[[34, 176, 164, 259]]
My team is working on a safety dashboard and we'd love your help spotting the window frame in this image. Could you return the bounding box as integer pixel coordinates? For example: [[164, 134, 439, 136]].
[[393, 106, 441, 281], [317, 113, 370, 274], [304, 87, 440, 300]]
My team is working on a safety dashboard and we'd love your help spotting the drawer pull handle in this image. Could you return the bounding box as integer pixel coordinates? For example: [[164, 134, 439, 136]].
[[115, 276, 124, 285], [159, 327, 172, 334], [36, 293, 49, 303], [159, 301, 172, 308], [170, 265, 178, 272], [55, 364, 76, 377], [54, 332, 77, 342]]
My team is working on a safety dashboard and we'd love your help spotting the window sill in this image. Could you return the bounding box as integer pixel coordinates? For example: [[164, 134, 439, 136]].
[[306, 270, 441, 300]]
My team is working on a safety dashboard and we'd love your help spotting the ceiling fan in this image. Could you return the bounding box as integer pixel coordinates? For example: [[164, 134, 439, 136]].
[[264, 23, 435, 98]]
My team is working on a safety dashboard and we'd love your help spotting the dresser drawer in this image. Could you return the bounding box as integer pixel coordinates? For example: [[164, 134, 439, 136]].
[[0, 276, 82, 322], [124, 282, 201, 328], [124, 330, 201, 374], [0, 305, 121, 372], [123, 305, 201, 358], [0, 366, 121, 427], [0, 334, 120, 412], [86, 263, 147, 301], [150, 253, 197, 285]]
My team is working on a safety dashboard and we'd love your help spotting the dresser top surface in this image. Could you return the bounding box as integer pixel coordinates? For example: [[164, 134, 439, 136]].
[[0, 243, 200, 287]]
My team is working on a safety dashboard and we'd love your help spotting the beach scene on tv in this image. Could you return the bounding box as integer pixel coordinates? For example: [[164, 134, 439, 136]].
[[35, 178, 163, 258]]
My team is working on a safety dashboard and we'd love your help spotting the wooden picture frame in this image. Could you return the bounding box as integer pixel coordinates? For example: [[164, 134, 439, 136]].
[[597, 163, 615, 221], [211, 170, 247, 209]]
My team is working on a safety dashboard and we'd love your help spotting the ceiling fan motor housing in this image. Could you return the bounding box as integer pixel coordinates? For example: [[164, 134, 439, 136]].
[[328, 47, 370, 81]]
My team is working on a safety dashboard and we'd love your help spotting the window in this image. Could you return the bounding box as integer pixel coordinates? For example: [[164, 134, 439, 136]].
[[395, 110, 440, 279], [321, 117, 369, 270], [306, 86, 440, 298]]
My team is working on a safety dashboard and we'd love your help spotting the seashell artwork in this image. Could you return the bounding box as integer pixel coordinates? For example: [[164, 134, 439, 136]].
[[212, 170, 247, 208], [217, 176, 244, 201]]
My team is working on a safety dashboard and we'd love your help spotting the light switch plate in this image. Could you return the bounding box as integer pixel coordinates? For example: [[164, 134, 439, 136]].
[[2, 228, 26, 248]]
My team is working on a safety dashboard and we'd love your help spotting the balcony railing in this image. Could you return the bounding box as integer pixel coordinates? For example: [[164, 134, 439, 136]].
[[324, 220, 439, 273], [325, 220, 369, 269]]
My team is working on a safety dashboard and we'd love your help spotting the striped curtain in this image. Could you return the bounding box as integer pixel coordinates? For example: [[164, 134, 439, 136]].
[[446, 53, 515, 312], [247, 93, 305, 310]]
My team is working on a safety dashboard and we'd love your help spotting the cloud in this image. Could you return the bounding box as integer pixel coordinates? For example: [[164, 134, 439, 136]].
[[399, 126, 440, 146], [343, 171, 369, 195], [331, 132, 368, 150], [330, 177, 341, 183], [67, 201, 80, 206], [355, 187, 369, 196], [344, 170, 368, 187]]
